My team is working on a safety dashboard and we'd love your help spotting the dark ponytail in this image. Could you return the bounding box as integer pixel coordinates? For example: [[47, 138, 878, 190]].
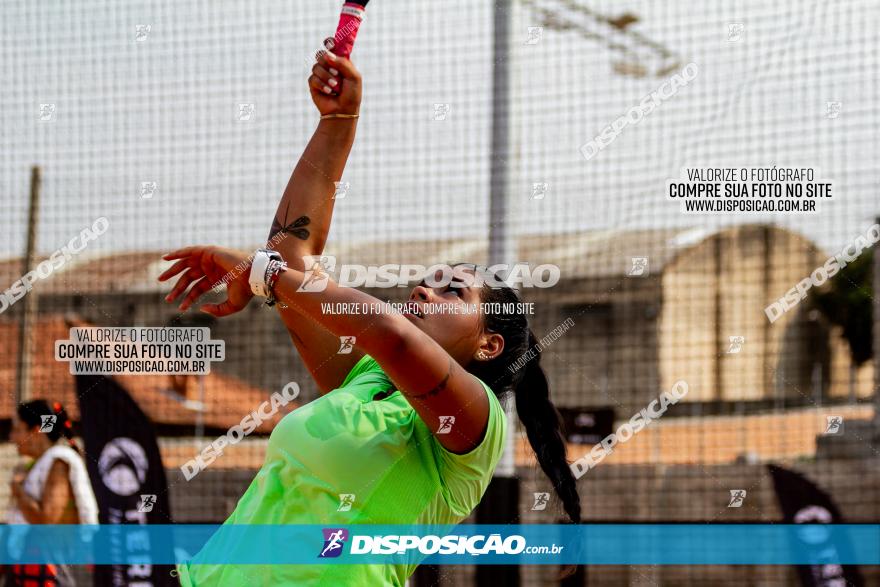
[[17, 399, 79, 453], [462, 264, 581, 525], [514, 332, 581, 524]]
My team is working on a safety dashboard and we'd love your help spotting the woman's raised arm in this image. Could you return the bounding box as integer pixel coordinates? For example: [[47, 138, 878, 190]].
[[267, 47, 366, 393]]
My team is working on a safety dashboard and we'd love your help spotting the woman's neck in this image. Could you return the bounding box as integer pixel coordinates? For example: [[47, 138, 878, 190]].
[[29, 439, 54, 461]]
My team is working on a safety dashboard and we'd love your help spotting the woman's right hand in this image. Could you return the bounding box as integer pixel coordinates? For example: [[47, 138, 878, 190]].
[[309, 38, 362, 116], [159, 245, 254, 315]]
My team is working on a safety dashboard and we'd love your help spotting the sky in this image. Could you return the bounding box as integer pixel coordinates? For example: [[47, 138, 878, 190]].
[[1, 0, 877, 261]]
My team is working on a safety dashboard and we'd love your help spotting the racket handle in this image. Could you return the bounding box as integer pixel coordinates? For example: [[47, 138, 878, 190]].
[[332, 2, 366, 59]]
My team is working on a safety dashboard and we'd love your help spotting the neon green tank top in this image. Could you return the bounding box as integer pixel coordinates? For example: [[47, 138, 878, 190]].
[[177, 354, 507, 586]]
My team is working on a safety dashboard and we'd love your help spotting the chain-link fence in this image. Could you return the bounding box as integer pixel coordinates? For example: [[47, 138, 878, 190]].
[[1, 0, 877, 585]]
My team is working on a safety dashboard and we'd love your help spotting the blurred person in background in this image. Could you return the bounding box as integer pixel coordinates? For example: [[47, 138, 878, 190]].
[[5, 400, 98, 586]]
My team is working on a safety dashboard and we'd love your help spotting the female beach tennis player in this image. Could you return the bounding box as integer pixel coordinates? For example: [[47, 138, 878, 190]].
[[7, 400, 99, 586], [160, 45, 579, 586]]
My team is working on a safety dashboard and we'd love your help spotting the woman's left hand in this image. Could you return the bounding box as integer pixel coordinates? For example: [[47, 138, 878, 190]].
[[159, 246, 254, 315]]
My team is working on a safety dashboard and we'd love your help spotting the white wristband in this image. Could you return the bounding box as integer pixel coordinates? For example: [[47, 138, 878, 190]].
[[249, 249, 280, 298]]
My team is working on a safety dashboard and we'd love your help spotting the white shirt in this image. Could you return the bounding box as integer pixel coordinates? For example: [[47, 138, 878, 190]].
[[6, 444, 99, 525]]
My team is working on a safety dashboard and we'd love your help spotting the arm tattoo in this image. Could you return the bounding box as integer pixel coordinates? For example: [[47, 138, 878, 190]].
[[406, 358, 453, 400], [268, 201, 311, 242]]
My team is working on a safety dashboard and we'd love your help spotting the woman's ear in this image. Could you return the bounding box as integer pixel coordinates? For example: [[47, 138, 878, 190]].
[[480, 331, 505, 360]]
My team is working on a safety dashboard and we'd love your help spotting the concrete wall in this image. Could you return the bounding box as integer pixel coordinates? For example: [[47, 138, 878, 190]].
[[660, 226, 872, 405]]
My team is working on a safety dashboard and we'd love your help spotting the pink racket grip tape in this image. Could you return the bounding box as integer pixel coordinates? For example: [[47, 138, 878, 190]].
[[332, 2, 366, 59]]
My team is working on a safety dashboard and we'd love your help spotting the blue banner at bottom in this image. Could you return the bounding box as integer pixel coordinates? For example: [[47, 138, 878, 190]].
[[2, 524, 877, 565]]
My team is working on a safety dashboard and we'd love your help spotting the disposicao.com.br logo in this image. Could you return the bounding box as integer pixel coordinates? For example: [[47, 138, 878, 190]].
[[319, 529, 563, 557]]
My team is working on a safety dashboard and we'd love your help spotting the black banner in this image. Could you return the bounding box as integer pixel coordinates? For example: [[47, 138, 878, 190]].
[[76, 374, 177, 587], [767, 464, 863, 587]]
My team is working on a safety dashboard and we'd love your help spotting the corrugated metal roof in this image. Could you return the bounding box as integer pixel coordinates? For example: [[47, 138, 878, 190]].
[[0, 227, 716, 295]]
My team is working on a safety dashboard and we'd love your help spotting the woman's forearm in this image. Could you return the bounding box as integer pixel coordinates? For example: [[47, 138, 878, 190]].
[[11, 461, 71, 524], [263, 257, 486, 448], [271, 264, 411, 363], [268, 119, 358, 271], [12, 484, 44, 524]]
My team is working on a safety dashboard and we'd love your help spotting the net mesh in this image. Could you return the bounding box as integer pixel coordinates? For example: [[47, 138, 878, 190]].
[[1, 0, 877, 585]]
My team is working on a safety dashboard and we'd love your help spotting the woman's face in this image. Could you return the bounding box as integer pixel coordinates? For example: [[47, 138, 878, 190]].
[[10, 417, 39, 457], [405, 265, 503, 366]]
